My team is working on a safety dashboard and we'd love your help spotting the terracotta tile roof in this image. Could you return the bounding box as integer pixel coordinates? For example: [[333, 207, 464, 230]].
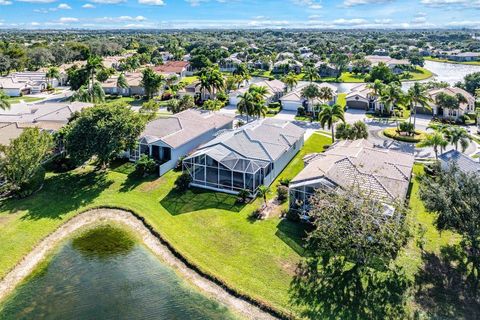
[[153, 61, 190, 74]]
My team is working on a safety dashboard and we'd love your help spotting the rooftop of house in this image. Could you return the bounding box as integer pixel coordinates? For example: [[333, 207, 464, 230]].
[[141, 109, 234, 148], [365, 55, 410, 66], [229, 79, 285, 97], [346, 84, 373, 100], [0, 122, 25, 146], [427, 87, 475, 110], [291, 139, 415, 201], [195, 118, 305, 163], [439, 150, 480, 174], [102, 72, 143, 88], [153, 61, 190, 74]]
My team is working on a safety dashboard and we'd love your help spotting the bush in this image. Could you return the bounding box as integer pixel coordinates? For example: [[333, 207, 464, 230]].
[[175, 172, 192, 191], [277, 185, 289, 203], [135, 155, 157, 176], [174, 156, 186, 171], [237, 189, 250, 203], [268, 102, 281, 109], [44, 155, 76, 173], [279, 177, 291, 186], [297, 107, 306, 116], [398, 121, 414, 135], [383, 128, 426, 143], [16, 167, 46, 198], [285, 209, 301, 222]]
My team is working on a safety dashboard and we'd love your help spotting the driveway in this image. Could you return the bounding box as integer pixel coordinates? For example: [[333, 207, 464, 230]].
[[344, 109, 368, 124], [274, 110, 296, 121]]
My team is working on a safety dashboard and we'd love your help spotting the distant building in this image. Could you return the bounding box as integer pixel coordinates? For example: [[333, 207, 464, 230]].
[[130, 109, 234, 176], [153, 61, 191, 78], [102, 73, 145, 96], [272, 59, 303, 74], [228, 79, 286, 106], [360, 55, 410, 74], [0, 71, 63, 97], [315, 62, 340, 78], [438, 51, 480, 62], [220, 56, 242, 72], [372, 49, 389, 56]]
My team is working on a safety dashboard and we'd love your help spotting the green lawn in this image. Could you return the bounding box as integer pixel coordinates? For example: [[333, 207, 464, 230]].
[[180, 76, 198, 85], [104, 96, 146, 106], [0, 136, 464, 318], [6, 97, 43, 104], [337, 93, 346, 108], [404, 66, 434, 81], [339, 72, 365, 83]]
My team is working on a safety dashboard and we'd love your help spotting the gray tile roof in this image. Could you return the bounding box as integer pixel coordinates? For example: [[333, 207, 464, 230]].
[[291, 139, 415, 201], [439, 150, 480, 175], [141, 109, 234, 148], [198, 118, 305, 162]]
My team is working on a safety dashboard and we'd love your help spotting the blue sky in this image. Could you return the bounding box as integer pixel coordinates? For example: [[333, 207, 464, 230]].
[[0, 0, 479, 29]]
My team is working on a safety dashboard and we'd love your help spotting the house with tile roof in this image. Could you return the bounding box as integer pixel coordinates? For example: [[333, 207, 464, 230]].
[[130, 109, 234, 176], [439, 150, 480, 175], [280, 82, 338, 112], [289, 139, 414, 217], [423, 87, 475, 120], [102, 73, 145, 96], [153, 61, 191, 78], [183, 118, 305, 195]]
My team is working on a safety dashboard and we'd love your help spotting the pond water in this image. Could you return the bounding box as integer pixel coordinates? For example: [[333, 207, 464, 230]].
[[0, 226, 237, 320]]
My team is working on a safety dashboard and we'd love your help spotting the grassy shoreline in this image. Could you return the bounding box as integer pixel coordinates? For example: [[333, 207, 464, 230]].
[[425, 56, 480, 66]]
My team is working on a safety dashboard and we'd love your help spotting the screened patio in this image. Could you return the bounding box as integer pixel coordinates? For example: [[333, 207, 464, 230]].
[[183, 145, 274, 194]]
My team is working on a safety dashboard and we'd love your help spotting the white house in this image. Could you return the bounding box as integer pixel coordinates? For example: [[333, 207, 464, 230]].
[[129, 109, 234, 176], [425, 87, 475, 120], [183, 118, 305, 195], [345, 84, 381, 111], [439, 150, 480, 174], [102, 73, 145, 96], [280, 82, 338, 112]]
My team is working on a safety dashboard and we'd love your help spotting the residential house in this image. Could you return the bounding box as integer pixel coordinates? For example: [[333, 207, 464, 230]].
[[183, 118, 305, 195], [0, 122, 26, 146], [280, 82, 338, 112], [273, 59, 303, 74], [439, 150, 480, 175], [228, 79, 286, 106], [102, 73, 145, 96], [219, 56, 242, 72], [289, 139, 414, 217], [0, 71, 62, 97], [346, 84, 381, 111], [437, 51, 480, 62], [424, 87, 475, 120], [362, 55, 410, 74], [153, 61, 190, 78], [372, 49, 389, 56], [0, 77, 32, 97], [129, 109, 234, 176], [315, 62, 340, 78]]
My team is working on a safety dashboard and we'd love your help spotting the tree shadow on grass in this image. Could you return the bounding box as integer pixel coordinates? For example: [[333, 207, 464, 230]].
[[290, 257, 411, 319], [415, 244, 480, 319], [119, 171, 158, 193], [0, 170, 113, 221], [160, 187, 246, 215], [275, 219, 309, 257]]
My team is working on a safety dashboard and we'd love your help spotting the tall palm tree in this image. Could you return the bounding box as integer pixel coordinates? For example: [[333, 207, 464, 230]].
[[237, 91, 255, 122], [366, 79, 384, 110], [318, 86, 334, 105], [282, 72, 298, 92], [249, 85, 269, 101], [116, 73, 129, 95], [0, 90, 11, 110], [444, 126, 471, 152], [257, 185, 270, 208], [196, 73, 211, 102], [417, 132, 448, 160], [207, 67, 225, 100], [46, 67, 60, 88], [301, 83, 320, 118], [407, 82, 431, 130], [304, 66, 319, 83], [379, 84, 403, 115], [85, 55, 104, 101], [318, 104, 345, 143]]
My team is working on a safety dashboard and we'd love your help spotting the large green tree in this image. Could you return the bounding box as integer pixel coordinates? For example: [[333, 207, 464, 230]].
[[141, 67, 165, 100], [64, 104, 145, 168], [0, 128, 53, 196]]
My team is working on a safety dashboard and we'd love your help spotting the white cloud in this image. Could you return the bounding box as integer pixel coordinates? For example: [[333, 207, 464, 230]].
[[0, 0, 12, 5], [343, 0, 393, 7], [17, 0, 56, 3], [95, 15, 147, 23], [57, 3, 71, 9], [138, 0, 164, 5], [82, 3, 95, 7], [292, 0, 322, 9], [58, 17, 79, 23], [421, 0, 480, 9], [30, 21, 40, 25], [89, 0, 126, 3]]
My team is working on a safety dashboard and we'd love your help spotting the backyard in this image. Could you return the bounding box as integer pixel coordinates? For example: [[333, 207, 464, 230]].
[[0, 134, 466, 318]]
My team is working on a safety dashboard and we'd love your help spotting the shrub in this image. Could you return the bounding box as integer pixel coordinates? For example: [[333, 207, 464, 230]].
[[17, 167, 46, 198], [399, 121, 414, 135], [174, 156, 186, 171], [175, 172, 192, 191], [268, 102, 281, 109], [297, 107, 306, 116], [237, 189, 250, 203], [285, 209, 301, 222], [135, 155, 157, 176], [277, 185, 289, 203], [279, 177, 291, 186]]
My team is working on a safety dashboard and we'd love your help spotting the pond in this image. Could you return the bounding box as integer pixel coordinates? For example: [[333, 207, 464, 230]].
[[0, 225, 237, 320]]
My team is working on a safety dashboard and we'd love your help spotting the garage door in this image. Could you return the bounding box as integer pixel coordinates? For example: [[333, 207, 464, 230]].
[[347, 100, 368, 110], [282, 101, 302, 111]]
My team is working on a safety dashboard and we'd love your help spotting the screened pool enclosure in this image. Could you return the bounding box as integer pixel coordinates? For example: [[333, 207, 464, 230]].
[[183, 145, 274, 194]]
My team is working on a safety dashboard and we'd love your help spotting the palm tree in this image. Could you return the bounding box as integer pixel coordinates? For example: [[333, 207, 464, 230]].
[[46, 67, 60, 88], [444, 126, 471, 152], [0, 90, 11, 110], [116, 73, 129, 95], [417, 132, 448, 160], [282, 72, 298, 92], [237, 91, 255, 122], [249, 85, 269, 101], [318, 86, 334, 105], [207, 67, 225, 100], [85, 55, 104, 101], [301, 84, 320, 119], [196, 73, 211, 101], [379, 84, 403, 115], [366, 79, 384, 110], [304, 66, 319, 83], [407, 82, 431, 130], [257, 185, 270, 208], [203, 99, 223, 111], [318, 104, 345, 143]]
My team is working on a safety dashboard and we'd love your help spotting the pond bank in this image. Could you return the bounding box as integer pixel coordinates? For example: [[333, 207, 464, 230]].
[[0, 208, 280, 320]]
